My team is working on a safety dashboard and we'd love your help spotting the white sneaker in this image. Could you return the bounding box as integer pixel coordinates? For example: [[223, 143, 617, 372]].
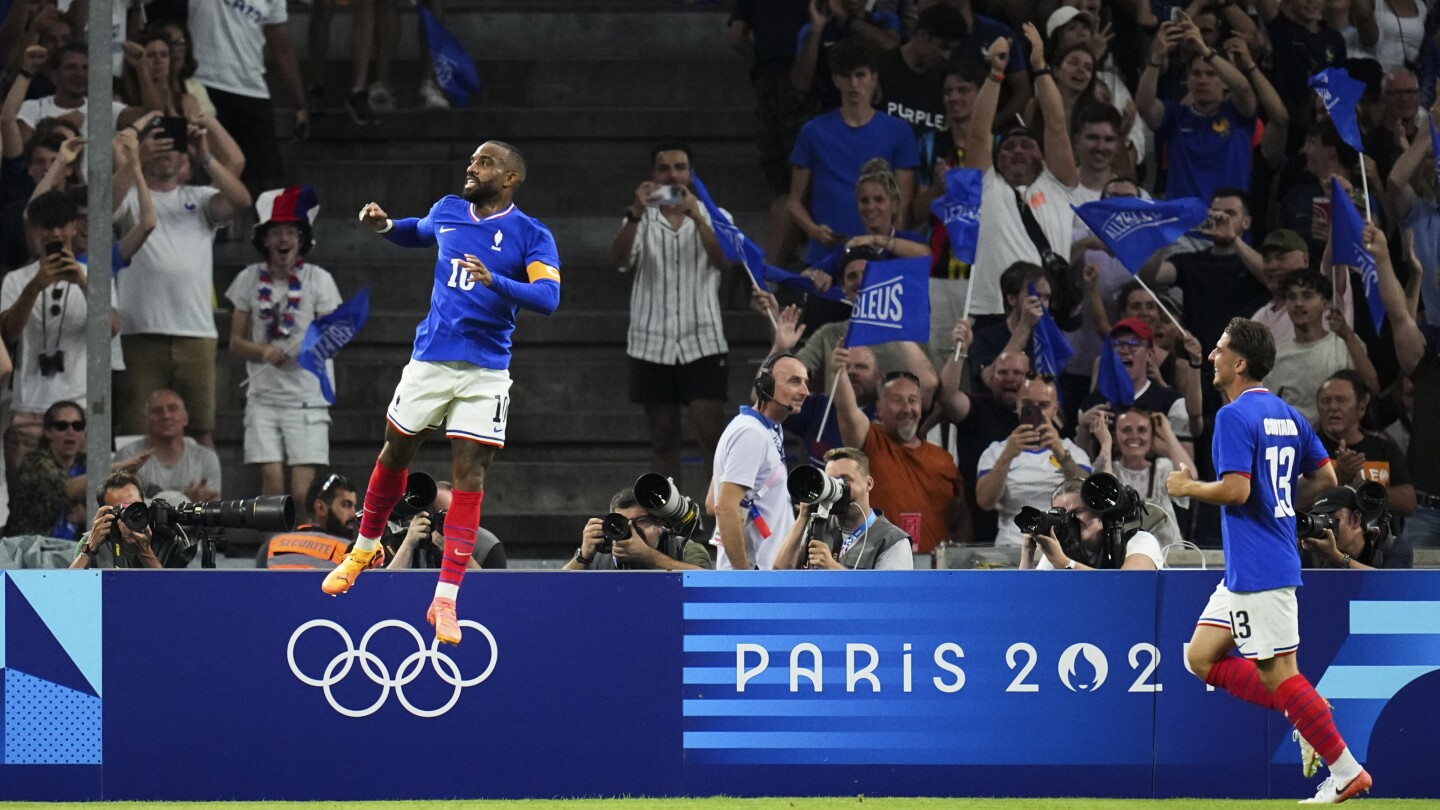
[[420, 79, 450, 110], [1298, 769, 1373, 804], [367, 82, 395, 112]]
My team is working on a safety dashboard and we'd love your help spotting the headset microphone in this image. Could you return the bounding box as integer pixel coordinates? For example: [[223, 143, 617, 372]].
[[754, 353, 800, 414]]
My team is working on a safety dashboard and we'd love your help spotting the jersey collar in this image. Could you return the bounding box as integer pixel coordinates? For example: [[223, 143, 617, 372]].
[[469, 202, 515, 222]]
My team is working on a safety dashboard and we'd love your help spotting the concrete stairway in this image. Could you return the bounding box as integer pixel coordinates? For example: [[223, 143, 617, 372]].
[[212, 1, 775, 557]]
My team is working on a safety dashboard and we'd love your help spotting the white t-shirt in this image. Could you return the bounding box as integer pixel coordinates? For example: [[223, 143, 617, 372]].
[[978, 439, 1093, 548], [224, 262, 343, 408], [1035, 529, 1164, 569], [0, 261, 88, 414], [969, 166, 1077, 316], [118, 184, 221, 338], [115, 437, 223, 498], [1265, 332, 1354, 425], [16, 97, 128, 130], [188, 0, 288, 99], [709, 408, 794, 571]]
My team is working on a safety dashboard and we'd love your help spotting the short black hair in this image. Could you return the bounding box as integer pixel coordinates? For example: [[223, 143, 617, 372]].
[[650, 141, 693, 167], [1322, 368, 1372, 401], [915, 4, 967, 41], [25, 130, 66, 163], [1071, 102, 1123, 139], [829, 39, 878, 76], [1279, 268, 1333, 301], [27, 189, 79, 229], [305, 472, 356, 515], [999, 261, 1051, 305], [1223, 317, 1276, 381], [95, 471, 143, 507], [1308, 118, 1360, 173], [1210, 187, 1250, 215], [56, 42, 87, 64], [485, 140, 528, 183], [610, 488, 640, 512]]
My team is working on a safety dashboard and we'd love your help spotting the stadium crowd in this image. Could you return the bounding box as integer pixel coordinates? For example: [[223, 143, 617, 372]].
[[0, 0, 1433, 573]]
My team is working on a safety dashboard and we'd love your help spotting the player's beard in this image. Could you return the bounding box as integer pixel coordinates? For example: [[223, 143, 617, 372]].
[[461, 175, 502, 205]]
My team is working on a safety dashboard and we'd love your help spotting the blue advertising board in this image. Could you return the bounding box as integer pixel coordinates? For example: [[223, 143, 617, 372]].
[[0, 569, 1436, 800]]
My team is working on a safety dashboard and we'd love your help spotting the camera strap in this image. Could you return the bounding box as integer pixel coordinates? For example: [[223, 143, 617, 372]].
[[40, 281, 71, 354], [1012, 186, 1056, 262]]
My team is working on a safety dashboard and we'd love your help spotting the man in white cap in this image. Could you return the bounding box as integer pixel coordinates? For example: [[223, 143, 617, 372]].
[[224, 185, 341, 506]]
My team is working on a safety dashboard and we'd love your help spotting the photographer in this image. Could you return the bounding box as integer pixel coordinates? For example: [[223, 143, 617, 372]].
[[773, 447, 914, 570], [70, 471, 184, 569], [386, 481, 507, 570], [1298, 486, 1413, 570], [1020, 478, 1163, 570], [566, 487, 712, 571]]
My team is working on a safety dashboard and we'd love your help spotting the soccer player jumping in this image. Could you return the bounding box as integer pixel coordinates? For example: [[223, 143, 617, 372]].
[[1168, 318, 1370, 804], [323, 141, 560, 644]]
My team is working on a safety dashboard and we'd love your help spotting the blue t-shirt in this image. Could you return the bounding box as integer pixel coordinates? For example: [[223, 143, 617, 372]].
[[790, 110, 920, 264], [392, 196, 560, 370], [1212, 387, 1330, 592], [1156, 99, 1256, 201], [965, 15, 1028, 75]]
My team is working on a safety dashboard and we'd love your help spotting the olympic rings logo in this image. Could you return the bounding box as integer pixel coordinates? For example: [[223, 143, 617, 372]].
[[287, 619, 498, 718]]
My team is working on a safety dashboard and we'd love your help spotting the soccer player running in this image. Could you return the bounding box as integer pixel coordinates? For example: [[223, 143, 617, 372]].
[[323, 141, 561, 644], [1167, 318, 1371, 804]]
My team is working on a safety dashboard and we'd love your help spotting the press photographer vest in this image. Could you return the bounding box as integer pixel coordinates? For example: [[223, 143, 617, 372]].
[[837, 513, 910, 570]]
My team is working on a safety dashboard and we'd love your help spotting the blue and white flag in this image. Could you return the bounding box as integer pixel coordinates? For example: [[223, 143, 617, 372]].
[[1072, 196, 1209, 275], [1030, 282, 1074, 379], [691, 171, 846, 301], [1309, 68, 1367, 153], [845, 257, 930, 347], [1096, 338, 1135, 407], [1328, 177, 1385, 335], [416, 4, 481, 107], [930, 167, 983, 264], [297, 288, 370, 405]]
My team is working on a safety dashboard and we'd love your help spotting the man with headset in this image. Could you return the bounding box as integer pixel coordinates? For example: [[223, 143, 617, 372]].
[[705, 353, 810, 570], [773, 447, 914, 570], [565, 487, 714, 571]]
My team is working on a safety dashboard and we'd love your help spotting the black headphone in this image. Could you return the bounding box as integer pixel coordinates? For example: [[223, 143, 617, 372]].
[[754, 352, 799, 408]]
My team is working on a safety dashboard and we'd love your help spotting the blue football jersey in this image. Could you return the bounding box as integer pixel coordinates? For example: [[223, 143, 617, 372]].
[[1211, 387, 1330, 592], [393, 196, 560, 369]]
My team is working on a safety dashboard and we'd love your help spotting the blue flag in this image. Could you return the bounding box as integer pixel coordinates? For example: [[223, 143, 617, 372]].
[[690, 172, 846, 302], [297, 288, 370, 405], [1030, 282, 1074, 380], [1429, 119, 1440, 189], [1328, 177, 1386, 335], [1096, 338, 1135, 407], [417, 4, 481, 107], [1309, 68, 1366, 153], [844, 257, 931, 347], [930, 167, 983, 264], [1072, 196, 1209, 274]]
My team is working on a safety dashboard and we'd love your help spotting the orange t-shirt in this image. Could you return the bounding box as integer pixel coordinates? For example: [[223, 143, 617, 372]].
[[863, 428, 962, 553]]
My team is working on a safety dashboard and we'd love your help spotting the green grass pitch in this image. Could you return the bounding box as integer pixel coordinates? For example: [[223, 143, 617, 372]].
[[2, 799, 1437, 809]]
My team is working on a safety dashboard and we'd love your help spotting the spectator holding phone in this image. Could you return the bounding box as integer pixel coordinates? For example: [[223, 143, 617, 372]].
[[975, 370, 1091, 547]]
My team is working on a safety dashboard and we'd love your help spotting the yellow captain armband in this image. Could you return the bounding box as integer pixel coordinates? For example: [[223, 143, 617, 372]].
[[526, 262, 560, 283]]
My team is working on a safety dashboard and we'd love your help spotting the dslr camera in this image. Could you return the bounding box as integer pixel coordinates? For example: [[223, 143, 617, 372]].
[[1081, 472, 1145, 569], [1015, 504, 1084, 559], [105, 495, 294, 567], [595, 473, 703, 561], [787, 465, 853, 568]]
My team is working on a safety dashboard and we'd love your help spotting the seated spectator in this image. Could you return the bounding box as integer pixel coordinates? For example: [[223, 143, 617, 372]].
[[1020, 478, 1164, 570], [225, 185, 338, 505], [116, 116, 251, 446], [1088, 407, 1195, 548], [1316, 370, 1417, 517], [1299, 485, 1413, 569], [6, 400, 87, 538], [257, 472, 364, 569], [976, 371, 1091, 547], [1077, 318, 1193, 452], [833, 346, 970, 552], [1137, 19, 1258, 200], [14, 44, 131, 143], [791, 0, 901, 112], [787, 40, 917, 278], [114, 389, 222, 500], [875, 3, 966, 135], [565, 486, 713, 571], [1265, 269, 1378, 425], [772, 447, 915, 570], [385, 480, 506, 569], [799, 158, 928, 312], [70, 471, 192, 569], [969, 262, 1054, 384]]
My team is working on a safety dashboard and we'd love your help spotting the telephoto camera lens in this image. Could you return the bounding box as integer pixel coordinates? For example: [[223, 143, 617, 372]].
[[634, 473, 701, 534], [787, 465, 850, 509], [393, 472, 438, 519], [1355, 481, 1388, 516], [1081, 472, 1127, 514], [170, 495, 296, 532]]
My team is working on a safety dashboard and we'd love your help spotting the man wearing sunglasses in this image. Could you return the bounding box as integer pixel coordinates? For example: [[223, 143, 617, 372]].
[[258, 471, 362, 569], [565, 487, 712, 571], [1076, 318, 1193, 456]]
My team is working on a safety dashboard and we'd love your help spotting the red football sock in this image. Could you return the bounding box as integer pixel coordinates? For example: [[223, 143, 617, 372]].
[[1204, 655, 1275, 709], [437, 489, 483, 591], [358, 460, 408, 541], [1275, 673, 1347, 765]]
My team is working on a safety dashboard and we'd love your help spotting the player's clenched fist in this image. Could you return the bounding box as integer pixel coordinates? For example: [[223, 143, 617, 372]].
[[358, 202, 390, 231], [460, 254, 492, 287]]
